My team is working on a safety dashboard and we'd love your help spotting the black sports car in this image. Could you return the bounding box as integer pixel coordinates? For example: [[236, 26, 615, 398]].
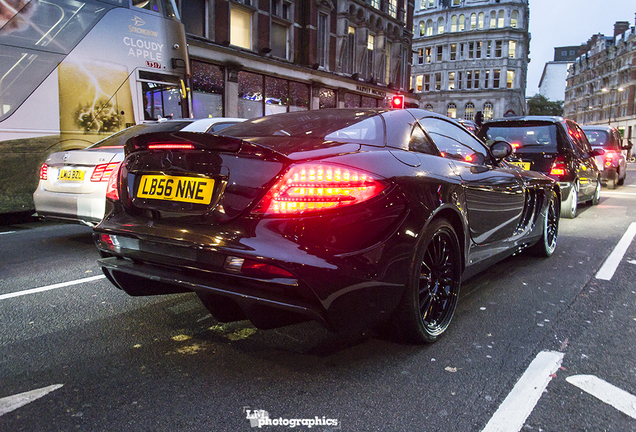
[[94, 108, 559, 343]]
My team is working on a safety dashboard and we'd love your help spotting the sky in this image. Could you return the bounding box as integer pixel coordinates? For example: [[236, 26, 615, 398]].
[[527, 0, 635, 96]]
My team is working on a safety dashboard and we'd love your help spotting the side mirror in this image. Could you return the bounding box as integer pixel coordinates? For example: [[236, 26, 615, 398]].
[[490, 140, 513, 160], [590, 148, 604, 157]]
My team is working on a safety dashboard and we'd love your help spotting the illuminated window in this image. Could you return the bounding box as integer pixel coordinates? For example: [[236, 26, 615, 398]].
[[425, 103, 434, 111], [450, 43, 457, 60], [508, 40, 516, 58], [511, 10, 518, 28], [448, 72, 455, 90], [478, 12, 484, 29], [447, 103, 457, 118], [470, 13, 476, 30], [367, 34, 375, 80], [483, 102, 494, 120], [435, 72, 441, 91], [425, 47, 432, 63], [490, 11, 496, 28], [388, 0, 397, 18], [230, 6, 252, 49], [426, 19, 433, 36], [497, 10, 504, 28], [385, 41, 392, 84], [343, 26, 356, 74], [507, 70, 515, 88], [417, 48, 424, 64], [419, 21, 425, 36], [452, 0, 460, 5], [458, 14, 465, 31], [416, 75, 423, 92], [465, 103, 475, 120], [451, 15, 457, 32], [438, 17, 445, 34]]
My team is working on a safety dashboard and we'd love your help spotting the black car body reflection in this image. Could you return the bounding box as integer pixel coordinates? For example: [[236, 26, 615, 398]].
[[94, 109, 560, 343]]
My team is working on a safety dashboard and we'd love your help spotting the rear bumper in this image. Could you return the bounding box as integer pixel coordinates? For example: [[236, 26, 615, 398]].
[[599, 167, 618, 184], [33, 186, 106, 225]]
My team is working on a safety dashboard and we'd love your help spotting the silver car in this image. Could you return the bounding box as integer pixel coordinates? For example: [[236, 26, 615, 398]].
[[33, 118, 245, 226]]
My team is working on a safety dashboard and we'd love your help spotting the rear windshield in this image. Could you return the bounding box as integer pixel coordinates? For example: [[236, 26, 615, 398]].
[[220, 109, 385, 147], [482, 123, 558, 153], [88, 121, 193, 149], [583, 130, 609, 147]]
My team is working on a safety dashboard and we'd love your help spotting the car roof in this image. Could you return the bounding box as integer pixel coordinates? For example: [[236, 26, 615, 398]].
[[483, 115, 565, 124], [581, 125, 615, 132]]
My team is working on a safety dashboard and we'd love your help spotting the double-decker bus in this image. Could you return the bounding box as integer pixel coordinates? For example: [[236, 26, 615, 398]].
[[0, 0, 189, 213]]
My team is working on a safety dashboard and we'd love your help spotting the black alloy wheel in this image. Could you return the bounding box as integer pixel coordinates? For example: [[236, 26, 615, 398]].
[[530, 190, 559, 257], [394, 218, 462, 344]]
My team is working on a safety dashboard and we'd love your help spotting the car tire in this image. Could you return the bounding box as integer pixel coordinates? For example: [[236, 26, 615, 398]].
[[529, 190, 559, 257], [561, 183, 578, 219], [618, 171, 625, 186], [393, 218, 462, 344]]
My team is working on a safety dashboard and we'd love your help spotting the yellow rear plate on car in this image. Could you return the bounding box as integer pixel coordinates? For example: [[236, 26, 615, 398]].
[[510, 161, 531, 170], [59, 168, 84, 181], [137, 175, 215, 204]]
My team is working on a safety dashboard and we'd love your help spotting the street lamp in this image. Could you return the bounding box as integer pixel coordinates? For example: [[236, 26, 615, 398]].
[[601, 87, 624, 125]]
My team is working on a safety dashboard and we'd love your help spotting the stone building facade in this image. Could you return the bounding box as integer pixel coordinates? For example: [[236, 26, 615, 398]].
[[564, 20, 636, 145], [410, 0, 529, 121], [174, 0, 416, 118]]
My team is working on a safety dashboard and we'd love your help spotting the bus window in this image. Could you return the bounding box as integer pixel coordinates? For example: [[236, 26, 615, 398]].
[[132, 0, 160, 12], [142, 82, 183, 120], [162, 0, 180, 20]]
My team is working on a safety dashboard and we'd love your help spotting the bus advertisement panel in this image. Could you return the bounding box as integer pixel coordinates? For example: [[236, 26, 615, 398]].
[[0, 0, 189, 213]]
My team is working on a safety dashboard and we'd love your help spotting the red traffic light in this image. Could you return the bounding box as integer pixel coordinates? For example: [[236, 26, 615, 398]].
[[391, 95, 404, 109]]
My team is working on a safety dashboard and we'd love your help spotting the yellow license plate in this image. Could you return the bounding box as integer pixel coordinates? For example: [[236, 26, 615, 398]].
[[510, 161, 531, 170], [137, 175, 215, 204], [59, 168, 84, 181]]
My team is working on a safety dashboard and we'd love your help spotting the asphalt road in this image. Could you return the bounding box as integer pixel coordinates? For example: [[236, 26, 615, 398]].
[[1, 169, 636, 432]]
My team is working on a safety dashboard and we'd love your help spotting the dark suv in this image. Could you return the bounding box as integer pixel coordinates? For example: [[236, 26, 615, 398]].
[[478, 116, 602, 218], [581, 125, 627, 189]]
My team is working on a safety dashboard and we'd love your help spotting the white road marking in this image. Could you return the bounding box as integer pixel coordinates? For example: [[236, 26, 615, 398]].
[[566, 375, 636, 419], [0, 275, 106, 301], [601, 191, 636, 196], [0, 384, 63, 416], [596, 222, 636, 280], [0, 231, 16, 235], [482, 351, 564, 432]]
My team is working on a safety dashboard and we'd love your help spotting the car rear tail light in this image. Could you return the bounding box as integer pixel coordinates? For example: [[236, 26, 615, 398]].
[[90, 163, 120, 182], [550, 157, 567, 177], [511, 142, 521, 150], [604, 150, 616, 167], [147, 143, 195, 150], [105, 162, 122, 201], [39, 163, 48, 180], [253, 163, 386, 215]]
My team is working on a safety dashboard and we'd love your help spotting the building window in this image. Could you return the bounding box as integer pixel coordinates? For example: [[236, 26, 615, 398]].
[[181, 0, 205, 37], [458, 14, 465, 31], [478, 12, 484, 29], [319, 88, 336, 109], [465, 103, 475, 120], [497, 10, 504, 28], [419, 21, 425, 36], [367, 33, 375, 80], [486, 41, 492, 58], [448, 72, 455, 90], [317, 13, 328, 67], [191, 61, 224, 118], [230, 6, 252, 49], [272, 0, 291, 19], [344, 92, 360, 108], [344, 26, 356, 74], [511, 10, 518, 28], [508, 40, 516, 59], [468, 42, 474, 59], [473, 70, 480, 89], [388, 0, 397, 19], [490, 11, 496, 28], [435, 72, 441, 91], [425, 47, 432, 63], [426, 19, 433, 36], [416, 75, 423, 92], [238, 71, 263, 118], [493, 69, 500, 88], [289, 81, 309, 112], [447, 103, 457, 118], [484, 70, 490, 88], [483, 102, 493, 120], [452, 0, 460, 5], [271, 22, 289, 59], [457, 71, 462, 89], [436, 45, 443, 62], [470, 13, 476, 30], [438, 17, 445, 34], [507, 70, 515, 88], [495, 40, 502, 57], [450, 43, 457, 60], [476, 41, 482, 58], [385, 41, 392, 85], [418, 48, 424, 64], [466, 70, 472, 89], [451, 15, 457, 32], [424, 74, 431, 91], [265, 75, 288, 115], [425, 103, 434, 111]]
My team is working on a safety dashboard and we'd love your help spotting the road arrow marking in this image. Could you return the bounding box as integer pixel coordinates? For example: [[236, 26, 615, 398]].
[[0, 384, 63, 416], [566, 375, 636, 419], [482, 351, 564, 432]]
